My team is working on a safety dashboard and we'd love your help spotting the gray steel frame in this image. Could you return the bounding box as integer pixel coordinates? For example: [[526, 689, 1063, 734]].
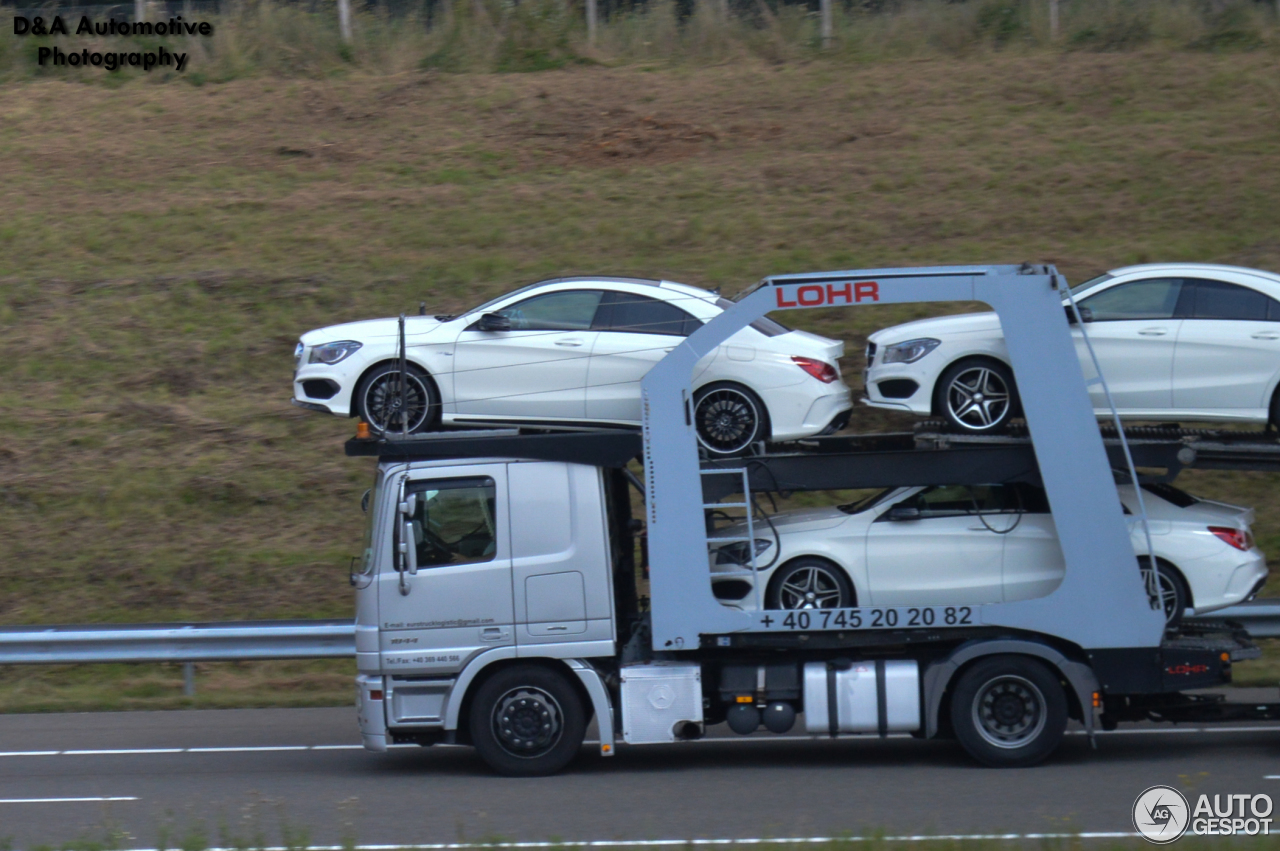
[[640, 264, 1167, 652]]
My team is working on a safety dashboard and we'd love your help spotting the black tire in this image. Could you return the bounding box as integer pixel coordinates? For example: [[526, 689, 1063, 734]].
[[1139, 557, 1189, 628], [950, 655, 1068, 768], [693, 382, 769, 456], [469, 665, 587, 777], [935, 359, 1018, 434], [1269, 386, 1280, 432], [354, 362, 438, 435], [766, 558, 854, 610]]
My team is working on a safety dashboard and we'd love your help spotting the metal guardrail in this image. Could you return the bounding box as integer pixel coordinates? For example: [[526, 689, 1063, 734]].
[[0, 602, 1272, 666], [1189, 600, 1280, 638], [0, 619, 355, 664]]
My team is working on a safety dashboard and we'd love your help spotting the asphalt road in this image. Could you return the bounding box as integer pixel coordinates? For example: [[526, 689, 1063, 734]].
[[2, 695, 1279, 849]]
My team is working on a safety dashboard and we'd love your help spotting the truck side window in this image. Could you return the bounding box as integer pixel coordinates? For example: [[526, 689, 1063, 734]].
[[407, 477, 497, 567]]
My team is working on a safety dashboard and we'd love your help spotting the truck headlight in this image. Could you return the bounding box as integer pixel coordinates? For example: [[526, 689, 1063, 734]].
[[309, 340, 363, 365], [715, 538, 772, 566], [294, 342, 304, 371], [881, 338, 940, 364]]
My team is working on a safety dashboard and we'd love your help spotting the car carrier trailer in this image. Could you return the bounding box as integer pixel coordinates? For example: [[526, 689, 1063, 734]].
[[345, 263, 1280, 776]]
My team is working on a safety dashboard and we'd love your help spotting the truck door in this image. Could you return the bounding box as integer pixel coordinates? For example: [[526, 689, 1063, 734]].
[[508, 461, 616, 648], [377, 464, 515, 675]]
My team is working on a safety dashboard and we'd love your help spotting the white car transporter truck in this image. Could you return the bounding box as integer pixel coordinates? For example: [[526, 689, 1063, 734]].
[[346, 264, 1280, 775]]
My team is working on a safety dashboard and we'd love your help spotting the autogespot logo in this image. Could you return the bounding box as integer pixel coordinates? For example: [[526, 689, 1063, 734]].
[[1133, 786, 1190, 844]]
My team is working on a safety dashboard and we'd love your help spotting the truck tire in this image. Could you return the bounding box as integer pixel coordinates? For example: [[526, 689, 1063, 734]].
[[950, 655, 1067, 768], [469, 665, 587, 777]]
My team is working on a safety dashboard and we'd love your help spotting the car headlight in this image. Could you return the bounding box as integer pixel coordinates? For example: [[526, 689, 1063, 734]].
[[880, 338, 940, 364], [308, 341, 363, 365], [715, 538, 772, 566]]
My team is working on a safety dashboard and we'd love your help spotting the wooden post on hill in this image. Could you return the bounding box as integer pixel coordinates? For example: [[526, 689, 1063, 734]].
[[338, 0, 352, 42], [586, 0, 597, 47], [820, 0, 832, 48], [1049, 0, 1059, 40], [134, 0, 145, 22]]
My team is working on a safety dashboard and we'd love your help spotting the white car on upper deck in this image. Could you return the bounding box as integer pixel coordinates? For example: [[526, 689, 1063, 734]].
[[863, 263, 1280, 433], [293, 277, 852, 455]]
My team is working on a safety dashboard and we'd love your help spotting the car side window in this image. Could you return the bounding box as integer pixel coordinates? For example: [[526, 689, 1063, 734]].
[[495, 290, 604, 331], [1183, 278, 1274, 321], [1079, 278, 1182, 321], [596, 292, 700, 336], [908, 484, 1005, 517], [404, 477, 497, 568]]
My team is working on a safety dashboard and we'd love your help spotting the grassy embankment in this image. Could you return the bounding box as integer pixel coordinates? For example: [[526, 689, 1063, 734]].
[[2, 41, 1280, 709]]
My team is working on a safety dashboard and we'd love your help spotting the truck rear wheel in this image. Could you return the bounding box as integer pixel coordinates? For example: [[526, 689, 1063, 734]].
[[469, 665, 586, 777], [950, 655, 1067, 768]]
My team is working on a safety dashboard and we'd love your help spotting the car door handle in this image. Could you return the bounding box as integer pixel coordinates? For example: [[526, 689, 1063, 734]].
[[1137, 328, 1168, 336], [1252, 332, 1280, 340], [555, 339, 584, 347]]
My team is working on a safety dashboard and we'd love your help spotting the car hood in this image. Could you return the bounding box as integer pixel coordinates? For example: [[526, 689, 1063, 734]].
[[300, 315, 447, 345], [715, 506, 849, 542], [868, 311, 1003, 345]]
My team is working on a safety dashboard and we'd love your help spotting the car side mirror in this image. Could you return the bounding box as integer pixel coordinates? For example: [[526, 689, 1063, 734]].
[[476, 313, 512, 332], [1065, 305, 1093, 324], [885, 505, 921, 521]]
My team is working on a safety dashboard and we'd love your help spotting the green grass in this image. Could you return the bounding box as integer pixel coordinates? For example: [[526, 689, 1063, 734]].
[[2, 47, 1280, 708]]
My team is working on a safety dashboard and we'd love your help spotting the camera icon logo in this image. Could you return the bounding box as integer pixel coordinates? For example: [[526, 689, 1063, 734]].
[[1133, 785, 1190, 844]]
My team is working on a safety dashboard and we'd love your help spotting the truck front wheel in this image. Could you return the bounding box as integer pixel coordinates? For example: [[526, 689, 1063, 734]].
[[469, 665, 587, 777], [950, 655, 1067, 768]]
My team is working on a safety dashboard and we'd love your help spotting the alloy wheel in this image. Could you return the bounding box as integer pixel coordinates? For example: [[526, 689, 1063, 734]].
[[777, 566, 847, 609], [946, 367, 1011, 430], [363, 371, 430, 434], [695, 388, 760, 455]]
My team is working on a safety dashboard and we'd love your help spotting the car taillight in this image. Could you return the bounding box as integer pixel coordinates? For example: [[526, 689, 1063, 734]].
[[1209, 526, 1252, 551], [792, 356, 838, 383]]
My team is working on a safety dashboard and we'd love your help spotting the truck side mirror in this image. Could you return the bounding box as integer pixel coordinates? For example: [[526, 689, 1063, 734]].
[[400, 518, 418, 576], [885, 505, 921, 521], [476, 313, 512, 332], [1065, 305, 1093, 324], [361, 489, 371, 514]]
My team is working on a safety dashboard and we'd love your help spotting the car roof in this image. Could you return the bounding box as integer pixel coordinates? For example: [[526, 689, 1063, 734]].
[[1107, 263, 1280, 285]]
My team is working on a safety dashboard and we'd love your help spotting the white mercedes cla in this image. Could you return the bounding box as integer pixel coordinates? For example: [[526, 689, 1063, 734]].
[[709, 481, 1267, 626], [863, 263, 1280, 433], [292, 277, 852, 454]]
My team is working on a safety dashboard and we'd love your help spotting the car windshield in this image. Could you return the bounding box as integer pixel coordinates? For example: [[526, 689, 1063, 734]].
[[1068, 272, 1114, 298], [837, 488, 897, 514], [441, 282, 548, 320]]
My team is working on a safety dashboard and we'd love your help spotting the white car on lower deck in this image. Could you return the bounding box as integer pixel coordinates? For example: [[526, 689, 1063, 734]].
[[863, 263, 1280, 433], [293, 277, 852, 455], [710, 481, 1267, 625]]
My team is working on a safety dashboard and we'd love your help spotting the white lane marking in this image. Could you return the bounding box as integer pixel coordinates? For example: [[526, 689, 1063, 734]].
[[1, 723, 1277, 759], [83, 834, 1144, 851], [0, 796, 137, 804], [64, 749, 184, 755], [187, 746, 310, 753], [1266, 775, 1280, 779]]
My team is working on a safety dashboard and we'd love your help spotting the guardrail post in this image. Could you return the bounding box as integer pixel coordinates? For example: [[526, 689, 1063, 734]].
[[183, 662, 196, 697], [338, 0, 353, 43]]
